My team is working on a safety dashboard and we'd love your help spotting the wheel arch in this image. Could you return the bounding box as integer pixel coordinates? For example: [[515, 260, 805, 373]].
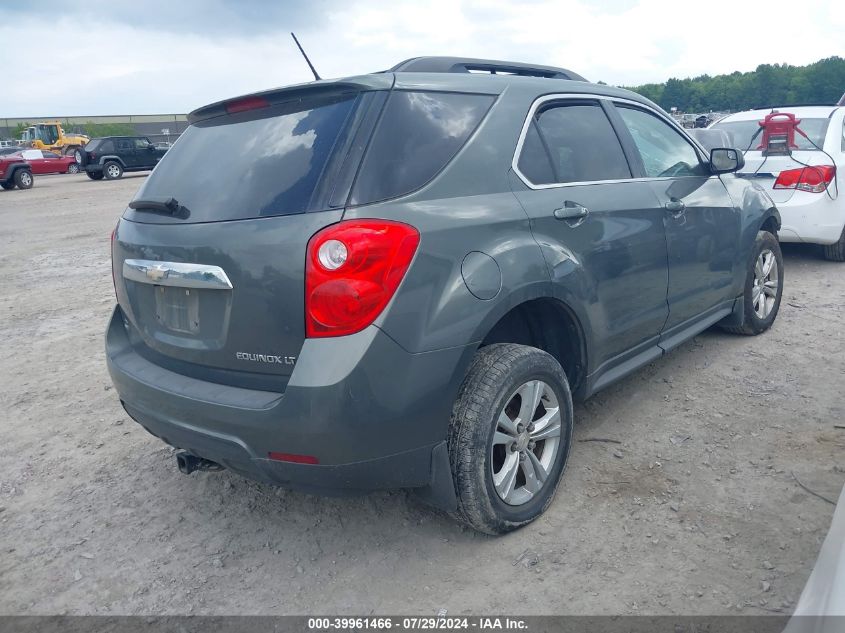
[[100, 155, 125, 167], [759, 207, 781, 236], [475, 294, 589, 399], [6, 164, 32, 178]]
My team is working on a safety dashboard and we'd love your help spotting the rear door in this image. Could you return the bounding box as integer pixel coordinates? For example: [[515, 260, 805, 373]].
[[133, 137, 161, 169], [115, 138, 136, 167], [21, 149, 47, 174], [613, 103, 740, 337], [112, 90, 374, 391], [511, 98, 669, 375]]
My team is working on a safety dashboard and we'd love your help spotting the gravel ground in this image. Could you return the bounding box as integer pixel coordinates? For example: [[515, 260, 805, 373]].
[[0, 174, 843, 616]]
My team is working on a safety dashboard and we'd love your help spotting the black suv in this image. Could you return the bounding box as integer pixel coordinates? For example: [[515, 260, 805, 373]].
[[79, 136, 168, 180], [107, 57, 783, 534]]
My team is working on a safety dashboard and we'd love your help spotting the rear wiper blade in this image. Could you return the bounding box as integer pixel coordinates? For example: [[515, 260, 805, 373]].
[[128, 196, 190, 219]]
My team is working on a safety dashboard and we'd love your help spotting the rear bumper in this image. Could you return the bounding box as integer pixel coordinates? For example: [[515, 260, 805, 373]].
[[777, 194, 845, 245], [106, 306, 471, 508], [83, 164, 102, 174]]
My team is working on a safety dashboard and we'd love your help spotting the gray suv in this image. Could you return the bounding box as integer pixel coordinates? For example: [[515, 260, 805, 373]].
[[107, 57, 783, 534]]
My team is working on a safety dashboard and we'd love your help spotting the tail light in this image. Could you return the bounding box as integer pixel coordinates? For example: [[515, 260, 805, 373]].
[[305, 219, 420, 338], [226, 96, 270, 114], [773, 165, 835, 193]]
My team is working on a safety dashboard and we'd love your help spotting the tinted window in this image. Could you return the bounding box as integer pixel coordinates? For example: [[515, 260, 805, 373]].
[[617, 106, 706, 177], [133, 94, 359, 222], [133, 138, 150, 149], [351, 91, 494, 205], [711, 118, 830, 151], [517, 121, 556, 184], [99, 140, 114, 153], [521, 102, 631, 184]]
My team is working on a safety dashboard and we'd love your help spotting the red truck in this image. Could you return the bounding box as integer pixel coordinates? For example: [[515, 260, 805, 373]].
[[0, 154, 34, 190]]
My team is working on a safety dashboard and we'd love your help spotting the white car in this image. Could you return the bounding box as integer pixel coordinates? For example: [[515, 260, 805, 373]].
[[710, 105, 845, 261], [784, 482, 845, 632]]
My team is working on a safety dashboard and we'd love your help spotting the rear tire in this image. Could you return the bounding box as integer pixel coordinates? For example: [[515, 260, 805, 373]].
[[103, 161, 123, 180], [448, 343, 573, 535], [67, 162, 80, 174], [822, 226, 845, 262], [86, 170, 104, 180], [1, 181, 14, 190], [13, 168, 33, 190], [720, 230, 783, 335]]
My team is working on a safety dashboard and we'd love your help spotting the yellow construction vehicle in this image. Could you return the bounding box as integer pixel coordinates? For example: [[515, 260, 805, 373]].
[[19, 122, 89, 156]]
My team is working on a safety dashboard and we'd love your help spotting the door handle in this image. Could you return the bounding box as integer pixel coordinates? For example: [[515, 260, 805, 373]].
[[665, 199, 686, 216], [553, 201, 589, 221]]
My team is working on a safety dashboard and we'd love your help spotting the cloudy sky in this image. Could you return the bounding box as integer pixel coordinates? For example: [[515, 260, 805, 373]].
[[1, 0, 843, 117]]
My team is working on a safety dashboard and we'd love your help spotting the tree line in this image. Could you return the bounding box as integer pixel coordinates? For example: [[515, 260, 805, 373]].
[[626, 56, 845, 113]]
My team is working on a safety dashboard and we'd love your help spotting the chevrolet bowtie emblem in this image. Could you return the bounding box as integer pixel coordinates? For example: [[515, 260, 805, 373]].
[[146, 265, 169, 282]]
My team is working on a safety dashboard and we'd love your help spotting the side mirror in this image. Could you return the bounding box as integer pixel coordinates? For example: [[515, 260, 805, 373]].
[[710, 147, 744, 174]]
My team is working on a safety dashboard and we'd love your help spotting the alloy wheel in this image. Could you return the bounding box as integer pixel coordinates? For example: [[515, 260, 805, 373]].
[[491, 380, 561, 506], [752, 249, 779, 318]]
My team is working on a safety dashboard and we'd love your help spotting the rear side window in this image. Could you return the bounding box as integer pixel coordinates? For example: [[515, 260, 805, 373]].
[[132, 94, 359, 222], [350, 91, 495, 205], [518, 101, 631, 185], [617, 106, 707, 177]]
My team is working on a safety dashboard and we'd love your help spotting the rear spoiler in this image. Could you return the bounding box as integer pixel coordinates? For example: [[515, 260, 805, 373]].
[[188, 75, 393, 125]]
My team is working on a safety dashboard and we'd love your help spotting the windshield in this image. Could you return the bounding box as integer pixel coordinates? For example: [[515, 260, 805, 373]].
[[711, 117, 830, 151], [133, 94, 359, 222]]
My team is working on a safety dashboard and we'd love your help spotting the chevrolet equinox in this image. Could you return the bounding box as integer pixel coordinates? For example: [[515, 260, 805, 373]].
[[106, 57, 784, 534]]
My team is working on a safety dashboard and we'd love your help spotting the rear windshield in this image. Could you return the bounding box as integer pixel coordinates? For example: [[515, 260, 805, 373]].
[[131, 94, 359, 222], [711, 117, 830, 151]]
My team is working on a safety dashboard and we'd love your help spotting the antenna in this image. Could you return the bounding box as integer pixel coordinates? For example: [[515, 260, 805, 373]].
[[290, 32, 321, 81]]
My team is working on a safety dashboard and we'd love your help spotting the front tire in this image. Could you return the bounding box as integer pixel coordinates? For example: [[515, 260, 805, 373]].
[[823, 226, 845, 262], [448, 343, 573, 535], [721, 230, 783, 335], [103, 161, 123, 180], [13, 168, 33, 190]]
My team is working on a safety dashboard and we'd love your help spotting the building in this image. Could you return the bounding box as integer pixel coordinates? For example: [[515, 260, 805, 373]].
[[0, 114, 188, 143]]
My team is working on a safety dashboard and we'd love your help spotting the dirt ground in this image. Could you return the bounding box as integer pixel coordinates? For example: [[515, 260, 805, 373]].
[[0, 174, 842, 616]]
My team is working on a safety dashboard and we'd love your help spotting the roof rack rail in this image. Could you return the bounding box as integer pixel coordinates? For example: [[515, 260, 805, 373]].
[[388, 57, 586, 82]]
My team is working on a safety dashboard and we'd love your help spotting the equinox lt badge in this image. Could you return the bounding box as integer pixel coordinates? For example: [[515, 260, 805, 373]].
[[235, 352, 296, 365]]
